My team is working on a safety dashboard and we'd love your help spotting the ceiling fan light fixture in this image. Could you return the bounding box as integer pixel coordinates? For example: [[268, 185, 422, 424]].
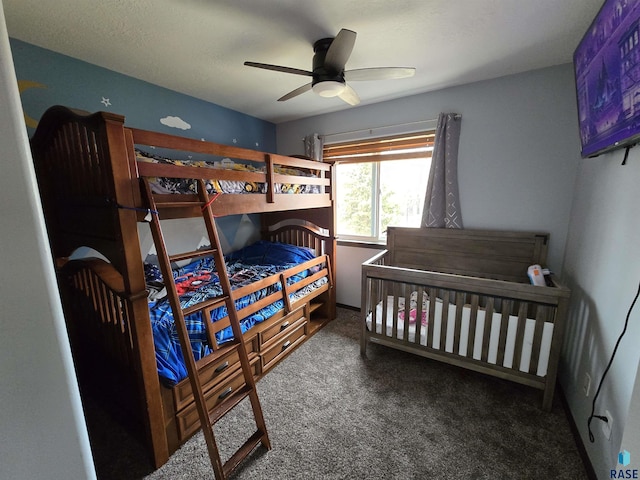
[[312, 80, 346, 98]]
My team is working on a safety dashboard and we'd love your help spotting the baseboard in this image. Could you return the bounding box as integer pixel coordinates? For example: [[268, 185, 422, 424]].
[[558, 383, 598, 480], [336, 302, 360, 312]]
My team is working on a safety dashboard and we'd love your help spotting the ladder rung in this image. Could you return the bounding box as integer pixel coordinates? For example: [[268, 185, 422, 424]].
[[223, 429, 267, 477], [182, 295, 229, 316], [154, 199, 206, 209], [169, 248, 217, 263]]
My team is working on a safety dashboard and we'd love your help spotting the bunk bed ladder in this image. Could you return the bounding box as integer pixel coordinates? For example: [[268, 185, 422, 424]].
[[141, 178, 271, 479]]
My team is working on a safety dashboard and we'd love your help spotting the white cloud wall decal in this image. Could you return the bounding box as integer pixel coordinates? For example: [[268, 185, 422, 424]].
[[160, 116, 191, 130]]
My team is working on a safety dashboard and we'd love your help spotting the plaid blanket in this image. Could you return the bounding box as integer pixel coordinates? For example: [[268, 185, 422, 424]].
[[146, 241, 326, 385]]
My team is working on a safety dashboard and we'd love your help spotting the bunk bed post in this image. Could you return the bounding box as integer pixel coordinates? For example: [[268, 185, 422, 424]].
[[328, 163, 337, 320], [101, 115, 170, 467]]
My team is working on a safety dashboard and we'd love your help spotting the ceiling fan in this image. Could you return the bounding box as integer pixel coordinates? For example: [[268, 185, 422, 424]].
[[244, 29, 415, 106]]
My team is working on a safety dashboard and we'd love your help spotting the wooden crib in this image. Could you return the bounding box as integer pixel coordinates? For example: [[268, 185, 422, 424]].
[[360, 227, 571, 411]]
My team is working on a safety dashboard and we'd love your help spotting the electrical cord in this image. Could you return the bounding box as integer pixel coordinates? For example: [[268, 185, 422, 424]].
[[587, 279, 640, 442]]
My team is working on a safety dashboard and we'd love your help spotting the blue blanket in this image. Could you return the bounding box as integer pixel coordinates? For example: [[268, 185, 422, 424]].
[[146, 241, 322, 386]]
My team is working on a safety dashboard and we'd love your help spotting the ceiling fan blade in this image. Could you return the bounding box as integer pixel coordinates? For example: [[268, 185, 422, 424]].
[[278, 83, 313, 102], [345, 67, 416, 81], [338, 84, 360, 106], [324, 29, 357, 72], [244, 61, 312, 77]]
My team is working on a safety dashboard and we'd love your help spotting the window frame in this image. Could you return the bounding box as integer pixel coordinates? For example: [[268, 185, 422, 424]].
[[324, 130, 435, 244]]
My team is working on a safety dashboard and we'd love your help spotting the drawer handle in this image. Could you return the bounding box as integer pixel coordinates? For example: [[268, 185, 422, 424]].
[[218, 387, 233, 400], [281, 340, 291, 351], [280, 321, 290, 331], [214, 361, 229, 373]]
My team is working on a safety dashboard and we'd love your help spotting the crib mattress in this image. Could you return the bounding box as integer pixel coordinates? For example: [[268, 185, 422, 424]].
[[366, 295, 553, 377]]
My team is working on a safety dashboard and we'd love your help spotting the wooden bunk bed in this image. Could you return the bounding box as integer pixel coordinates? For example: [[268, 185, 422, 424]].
[[30, 105, 336, 469], [361, 227, 571, 411]]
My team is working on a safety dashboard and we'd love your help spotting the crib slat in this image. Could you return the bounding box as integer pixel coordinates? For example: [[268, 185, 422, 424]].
[[453, 292, 464, 355], [427, 287, 437, 349], [391, 282, 400, 340], [467, 295, 479, 359], [529, 306, 547, 375], [373, 278, 381, 334], [402, 283, 409, 342], [496, 300, 512, 367], [481, 297, 494, 362], [512, 302, 528, 372], [443, 292, 453, 352], [402, 284, 410, 342], [414, 286, 425, 346]]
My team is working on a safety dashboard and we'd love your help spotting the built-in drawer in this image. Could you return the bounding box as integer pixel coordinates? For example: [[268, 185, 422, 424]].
[[258, 305, 306, 348], [260, 320, 307, 373], [176, 357, 260, 441], [173, 338, 257, 412]]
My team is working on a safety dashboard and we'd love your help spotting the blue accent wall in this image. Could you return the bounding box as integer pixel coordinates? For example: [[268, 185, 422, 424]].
[[10, 38, 276, 151]]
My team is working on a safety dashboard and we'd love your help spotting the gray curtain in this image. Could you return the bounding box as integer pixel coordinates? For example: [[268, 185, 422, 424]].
[[303, 133, 324, 161], [422, 112, 463, 228]]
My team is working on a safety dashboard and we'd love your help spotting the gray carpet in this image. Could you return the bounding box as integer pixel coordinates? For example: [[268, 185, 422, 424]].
[[86, 307, 589, 479]]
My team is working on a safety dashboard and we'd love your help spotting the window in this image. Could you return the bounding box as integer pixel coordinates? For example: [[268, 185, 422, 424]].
[[324, 131, 435, 243]]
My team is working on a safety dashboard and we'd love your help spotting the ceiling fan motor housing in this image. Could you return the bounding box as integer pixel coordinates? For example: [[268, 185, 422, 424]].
[[312, 38, 345, 86]]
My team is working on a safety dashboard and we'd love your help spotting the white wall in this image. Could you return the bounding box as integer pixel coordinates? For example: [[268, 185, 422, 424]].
[[0, 3, 96, 479], [278, 65, 581, 306], [560, 151, 640, 478], [335, 245, 382, 307], [622, 360, 640, 468]]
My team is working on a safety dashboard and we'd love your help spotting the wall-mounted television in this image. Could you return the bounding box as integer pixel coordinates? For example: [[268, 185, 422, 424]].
[[574, 0, 640, 158]]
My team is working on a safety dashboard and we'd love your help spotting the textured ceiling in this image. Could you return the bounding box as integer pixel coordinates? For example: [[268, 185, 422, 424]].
[[4, 0, 603, 124]]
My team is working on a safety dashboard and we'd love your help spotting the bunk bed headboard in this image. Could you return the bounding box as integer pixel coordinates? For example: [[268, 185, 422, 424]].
[[262, 208, 337, 297], [386, 227, 549, 283], [30, 106, 144, 286]]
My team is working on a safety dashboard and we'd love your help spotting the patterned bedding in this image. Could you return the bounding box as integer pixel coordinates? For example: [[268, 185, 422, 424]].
[[146, 241, 327, 385], [136, 149, 322, 195]]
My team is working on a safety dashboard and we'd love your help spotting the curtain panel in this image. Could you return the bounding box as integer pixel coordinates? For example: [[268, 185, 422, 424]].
[[303, 133, 324, 161], [422, 113, 463, 228]]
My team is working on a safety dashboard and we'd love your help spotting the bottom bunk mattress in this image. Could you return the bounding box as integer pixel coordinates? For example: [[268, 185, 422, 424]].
[[145, 241, 328, 385], [366, 293, 554, 377]]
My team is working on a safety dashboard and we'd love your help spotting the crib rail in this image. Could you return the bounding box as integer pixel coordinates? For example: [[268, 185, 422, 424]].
[[361, 250, 570, 410]]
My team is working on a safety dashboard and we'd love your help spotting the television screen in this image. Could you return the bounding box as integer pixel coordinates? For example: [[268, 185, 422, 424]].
[[574, 0, 640, 158]]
